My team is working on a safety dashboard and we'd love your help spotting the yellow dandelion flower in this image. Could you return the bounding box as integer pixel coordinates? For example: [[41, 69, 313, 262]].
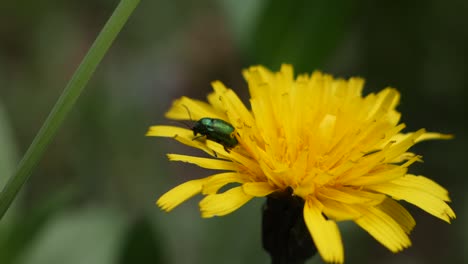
[[147, 65, 455, 263]]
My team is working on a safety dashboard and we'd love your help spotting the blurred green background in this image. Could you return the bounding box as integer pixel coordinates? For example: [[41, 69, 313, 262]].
[[0, 0, 466, 263]]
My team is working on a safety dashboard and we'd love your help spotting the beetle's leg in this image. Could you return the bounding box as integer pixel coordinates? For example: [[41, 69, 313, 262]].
[[192, 135, 205, 141]]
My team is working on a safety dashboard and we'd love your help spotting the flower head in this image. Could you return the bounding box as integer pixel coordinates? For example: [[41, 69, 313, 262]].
[[147, 65, 455, 263]]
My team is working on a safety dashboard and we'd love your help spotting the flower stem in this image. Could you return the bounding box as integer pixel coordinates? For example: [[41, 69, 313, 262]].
[[0, 0, 140, 220], [262, 189, 317, 264]]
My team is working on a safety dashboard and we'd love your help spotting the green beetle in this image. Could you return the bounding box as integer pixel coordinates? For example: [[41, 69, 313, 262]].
[[192, 118, 238, 151]]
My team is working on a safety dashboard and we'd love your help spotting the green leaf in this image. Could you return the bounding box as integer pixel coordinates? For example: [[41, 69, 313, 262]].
[[0, 0, 141, 219], [0, 103, 18, 190]]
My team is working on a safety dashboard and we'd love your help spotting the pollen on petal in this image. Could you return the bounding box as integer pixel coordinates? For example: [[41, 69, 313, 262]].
[[157, 178, 208, 212], [199, 186, 253, 218]]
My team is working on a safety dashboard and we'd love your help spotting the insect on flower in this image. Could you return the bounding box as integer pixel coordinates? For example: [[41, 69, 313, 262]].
[[178, 104, 239, 152], [192, 117, 239, 152]]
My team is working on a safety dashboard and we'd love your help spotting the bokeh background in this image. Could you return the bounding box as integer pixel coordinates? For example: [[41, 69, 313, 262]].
[[0, 0, 467, 263]]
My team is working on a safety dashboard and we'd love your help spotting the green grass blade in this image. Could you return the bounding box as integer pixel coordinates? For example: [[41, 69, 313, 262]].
[[0, 0, 140, 220]]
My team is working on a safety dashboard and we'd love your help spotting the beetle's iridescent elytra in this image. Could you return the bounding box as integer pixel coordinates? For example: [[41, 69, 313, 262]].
[[192, 118, 238, 151]]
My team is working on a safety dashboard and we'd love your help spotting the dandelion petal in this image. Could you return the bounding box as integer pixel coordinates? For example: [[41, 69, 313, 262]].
[[146, 125, 191, 137], [147, 126, 216, 155], [355, 206, 411, 252], [377, 198, 415, 234], [416, 132, 453, 142], [165, 96, 225, 120], [167, 154, 238, 171], [391, 174, 451, 201], [157, 178, 208, 212], [202, 172, 248, 195], [242, 182, 277, 197], [304, 197, 344, 264], [200, 187, 253, 218], [367, 182, 455, 223]]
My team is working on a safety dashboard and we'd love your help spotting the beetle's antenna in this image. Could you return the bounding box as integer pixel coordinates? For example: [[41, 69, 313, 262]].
[[171, 120, 192, 129], [182, 104, 193, 121], [168, 104, 194, 129]]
